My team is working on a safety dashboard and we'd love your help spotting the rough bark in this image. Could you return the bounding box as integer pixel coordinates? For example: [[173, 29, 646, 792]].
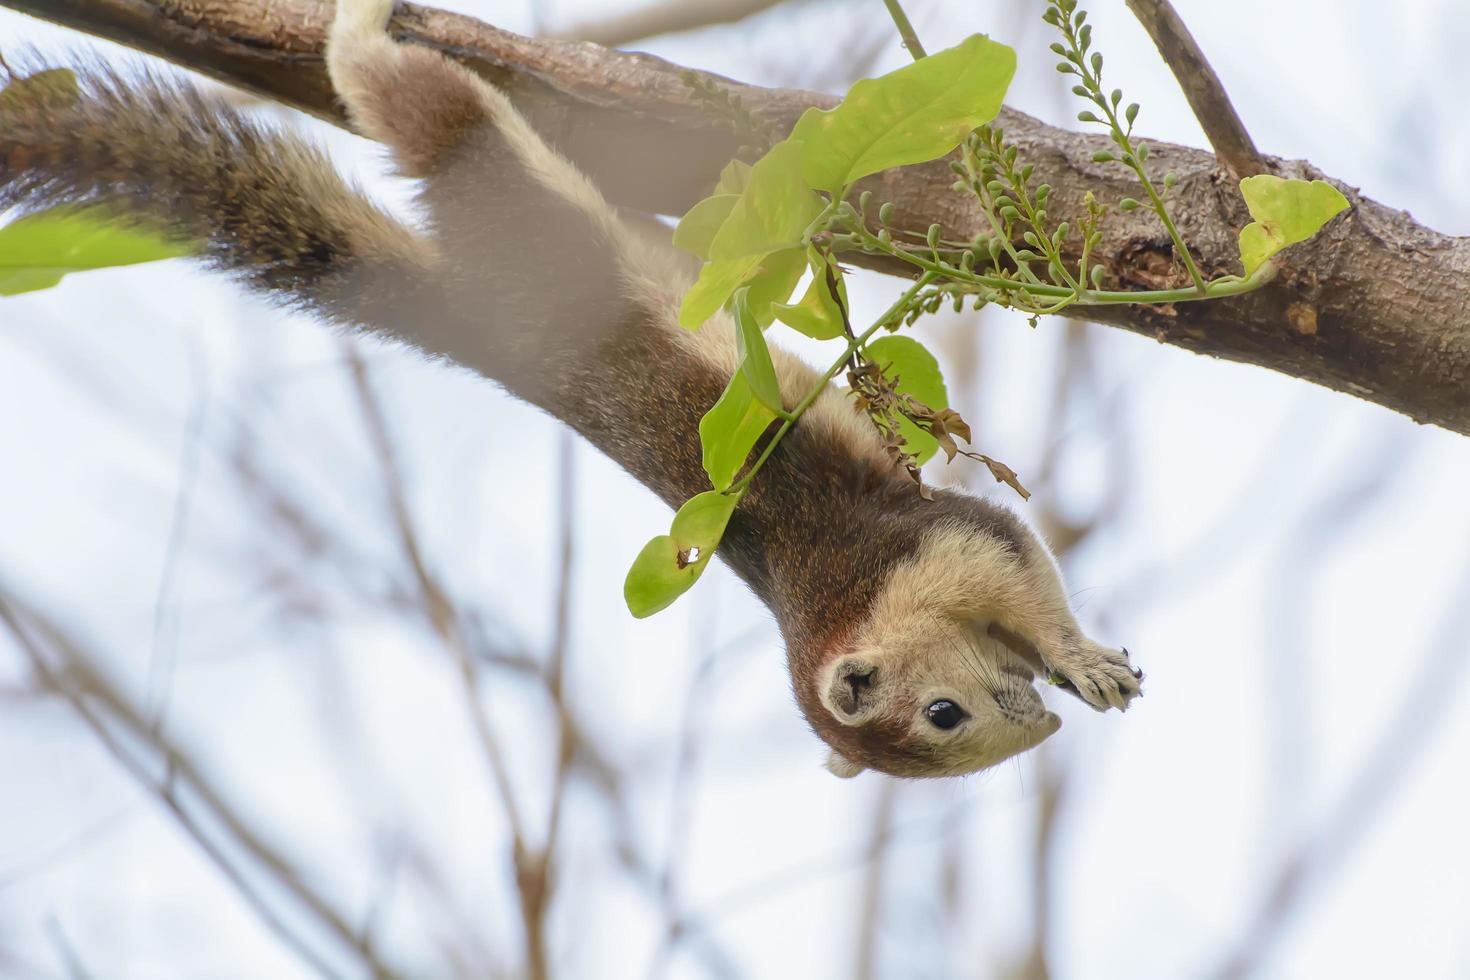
[[6, 0, 1469, 434]]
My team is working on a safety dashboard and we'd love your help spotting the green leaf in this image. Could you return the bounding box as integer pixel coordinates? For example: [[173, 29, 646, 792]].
[[699, 371, 778, 491], [670, 160, 762, 264], [790, 34, 1016, 194], [0, 208, 192, 297], [714, 159, 754, 195], [733, 288, 785, 414], [670, 490, 739, 550], [680, 253, 767, 329], [624, 536, 690, 619], [707, 140, 822, 262], [1237, 222, 1276, 280], [673, 194, 739, 260], [740, 247, 806, 327], [1236, 176, 1349, 276], [678, 141, 821, 329], [865, 335, 949, 464], [623, 491, 739, 618], [773, 249, 848, 340]]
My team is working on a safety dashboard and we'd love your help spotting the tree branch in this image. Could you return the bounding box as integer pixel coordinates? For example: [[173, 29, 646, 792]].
[[1124, 0, 1266, 180], [6, 0, 1469, 435]]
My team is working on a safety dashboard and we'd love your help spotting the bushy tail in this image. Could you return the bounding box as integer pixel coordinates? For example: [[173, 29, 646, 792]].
[[0, 59, 433, 321]]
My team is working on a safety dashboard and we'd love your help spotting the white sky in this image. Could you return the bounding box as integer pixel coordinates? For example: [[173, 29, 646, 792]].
[[1, 1, 1468, 978]]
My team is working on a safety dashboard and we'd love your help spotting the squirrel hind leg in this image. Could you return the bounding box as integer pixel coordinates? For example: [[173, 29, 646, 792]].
[[326, 0, 488, 179]]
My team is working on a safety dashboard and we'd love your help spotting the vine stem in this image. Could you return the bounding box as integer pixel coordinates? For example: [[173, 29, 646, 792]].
[[729, 272, 940, 495], [846, 224, 1277, 305], [881, 0, 927, 59]]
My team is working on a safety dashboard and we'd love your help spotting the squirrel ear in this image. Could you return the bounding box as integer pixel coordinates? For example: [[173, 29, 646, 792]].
[[825, 748, 866, 779]]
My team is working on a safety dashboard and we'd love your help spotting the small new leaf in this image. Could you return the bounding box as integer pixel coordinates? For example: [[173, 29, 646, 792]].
[[1236, 175, 1349, 276]]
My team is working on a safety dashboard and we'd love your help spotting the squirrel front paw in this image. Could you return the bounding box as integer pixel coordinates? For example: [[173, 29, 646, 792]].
[[1044, 639, 1143, 712]]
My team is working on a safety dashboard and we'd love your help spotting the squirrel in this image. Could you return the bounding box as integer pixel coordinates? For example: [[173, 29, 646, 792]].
[[0, 0, 1143, 778]]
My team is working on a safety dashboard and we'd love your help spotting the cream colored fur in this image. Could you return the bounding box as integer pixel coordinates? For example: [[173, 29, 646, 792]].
[[856, 522, 1139, 712]]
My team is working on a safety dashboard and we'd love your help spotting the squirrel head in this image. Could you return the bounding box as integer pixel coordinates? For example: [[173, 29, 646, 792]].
[[811, 618, 1061, 779]]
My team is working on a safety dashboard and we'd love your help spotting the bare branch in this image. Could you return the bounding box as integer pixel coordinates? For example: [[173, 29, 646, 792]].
[[854, 781, 898, 980], [6, 0, 1469, 435], [549, 0, 788, 47], [0, 592, 404, 980], [1123, 0, 1266, 179]]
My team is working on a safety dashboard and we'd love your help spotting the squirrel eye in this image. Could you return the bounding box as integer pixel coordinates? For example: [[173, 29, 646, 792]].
[[926, 699, 967, 730]]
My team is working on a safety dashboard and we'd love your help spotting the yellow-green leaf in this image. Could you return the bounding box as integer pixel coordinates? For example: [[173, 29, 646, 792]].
[[673, 194, 740, 260], [677, 234, 807, 332], [733, 288, 785, 414], [679, 140, 822, 329], [623, 491, 740, 618], [0, 208, 192, 297], [714, 159, 753, 196], [680, 253, 767, 329], [623, 536, 692, 618], [707, 140, 822, 262], [865, 335, 948, 464], [790, 34, 1016, 195], [670, 490, 739, 551], [1236, 176, 1349, 276], [773, 249, 848, 340], [699, 371, 778, 491], [741, 247, 806, 327]]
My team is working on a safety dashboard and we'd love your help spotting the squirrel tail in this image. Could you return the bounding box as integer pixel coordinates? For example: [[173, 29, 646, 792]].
[[0, 58, 434, 322]]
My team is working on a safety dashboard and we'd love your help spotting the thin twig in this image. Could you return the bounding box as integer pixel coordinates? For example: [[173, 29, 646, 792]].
[[881, 0, 927, 59], [854, 781, 898, 980], [1124, 0, 1266, 179], [145, 342, 208, 726], [521, 430, 578, 980]]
